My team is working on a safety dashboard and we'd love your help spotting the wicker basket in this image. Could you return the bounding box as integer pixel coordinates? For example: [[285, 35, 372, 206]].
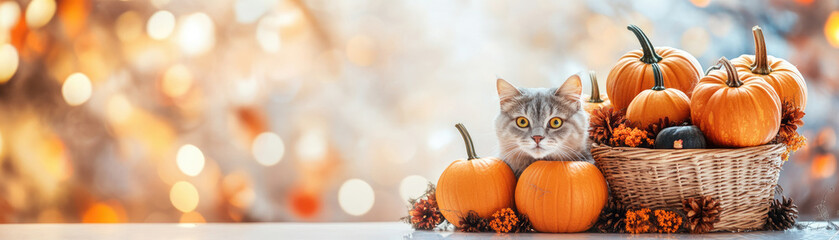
[[591, 143, 786, 232]]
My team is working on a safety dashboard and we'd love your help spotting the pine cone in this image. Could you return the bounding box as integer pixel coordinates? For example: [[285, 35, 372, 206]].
[[594, 198, 627, 233], [682, 196, 721, 234], [458, 211, 489, 232], [589, 106, 626, 145], [408, 198, 443, 230], [766, 196, 799, 231], [514, 213, 535, 233]]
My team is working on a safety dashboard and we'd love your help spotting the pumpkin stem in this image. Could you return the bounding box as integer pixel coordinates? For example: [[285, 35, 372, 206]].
[[627, 25, 662, 64], [704, 64, 721, 76], [587, 71, 604, 103], [750, 26, 772, 75], [455, 123, 479, 160], [651, 63, 665, 91], [718, 57, 743, 88]]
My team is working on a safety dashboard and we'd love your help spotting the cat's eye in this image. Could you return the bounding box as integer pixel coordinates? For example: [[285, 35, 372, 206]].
[[549, 117, 563, 128], [515, 117, 529, 128]]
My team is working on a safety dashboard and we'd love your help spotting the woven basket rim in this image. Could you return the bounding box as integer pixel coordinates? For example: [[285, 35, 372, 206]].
[[591, 143, 785, 152]]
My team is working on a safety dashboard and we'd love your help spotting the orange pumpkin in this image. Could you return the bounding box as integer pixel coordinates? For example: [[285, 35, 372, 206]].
[[607, 25, 703, 111], [583, 71, 612, 114], [690, 57, 781, 147], [515, 161, 608, 233], [626, 63, 691, 126], [436, 123, 516, 228], [731, 26, 807, 110]]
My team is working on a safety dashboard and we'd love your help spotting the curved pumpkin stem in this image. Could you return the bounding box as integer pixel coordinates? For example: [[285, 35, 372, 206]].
[[718, 57, 743, 88], [750, 26, 772, 75], [587, 71, 604, 103], [627, 25, 662, 64], [651, 63, 665, 91], [455, 123, 479, 160]]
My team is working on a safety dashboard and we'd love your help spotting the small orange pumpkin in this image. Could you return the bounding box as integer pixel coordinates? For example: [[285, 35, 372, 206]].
[[731, 26, 807, 110], [690, 57, 781, 147], [436, 123, 516, 228], [626, 63, 691, 127], [583, 71, 612, 114], [607, 25, 703, 111], [515, 161, 608, 233]]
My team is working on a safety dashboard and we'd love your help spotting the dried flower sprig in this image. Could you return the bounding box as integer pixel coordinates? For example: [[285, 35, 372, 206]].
[[653, 209, 683, 233], [611, 124, 654, 148], [625, 208, 651, 234], [489, 208, 518, 233]]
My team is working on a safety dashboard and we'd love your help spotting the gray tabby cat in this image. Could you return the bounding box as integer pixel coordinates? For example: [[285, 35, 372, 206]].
[[495, 74, 592, 177]]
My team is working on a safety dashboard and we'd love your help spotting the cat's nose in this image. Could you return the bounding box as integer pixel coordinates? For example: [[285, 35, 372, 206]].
[[532, 135, 544, 144]]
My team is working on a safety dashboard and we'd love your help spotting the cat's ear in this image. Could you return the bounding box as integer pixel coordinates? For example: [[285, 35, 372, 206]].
[[497, 78, 521, 104], [555, 74, 582, 101]]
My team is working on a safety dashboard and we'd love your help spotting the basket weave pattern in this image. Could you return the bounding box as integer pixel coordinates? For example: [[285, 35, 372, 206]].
[[592, 144, 785, 232]]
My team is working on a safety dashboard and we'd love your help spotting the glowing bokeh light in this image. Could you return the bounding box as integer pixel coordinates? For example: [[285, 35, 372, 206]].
[[296, 128, 327, 162], [25, 0, 55, 29], [252, 132, 285, 166], [399, 175, 429, 203], [256, 15, 282, 53], [0, 1, 20, 30], [115, 11, 143, 42], [179, 211, 206, 223], [826, 11, 839, 48], [0, 44, 18, 83], [176, 144, 205, 177], [812, 154, 837, 179], [162, 64, 194, 98], [222, 171, 255, 209], [0, 130, 4, 156], [105, 94, 134, 125], [62, 72, 92, 106], [289, 188, 320, 218], [338, 179, 375, 216], [177, 13, 215, 56], [81, 202, 121, 223], [147, 10, 175, 40], [170, 181, 200, 213], [690, 0, 710, 7]]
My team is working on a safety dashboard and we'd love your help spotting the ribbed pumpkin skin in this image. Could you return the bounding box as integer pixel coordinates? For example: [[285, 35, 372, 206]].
[[731, 55, 807, 110], [607, 47, 703, 111], [515, 161, 608, 233], [626, 88, 690, 126], [436, 157, 516, 228], [690, 61, 781, 147]]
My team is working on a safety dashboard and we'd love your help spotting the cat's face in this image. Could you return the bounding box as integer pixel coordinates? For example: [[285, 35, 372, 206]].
[[495, 75, 589, 160]]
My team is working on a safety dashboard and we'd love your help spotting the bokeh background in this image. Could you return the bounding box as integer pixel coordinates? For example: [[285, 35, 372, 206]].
[[0, 0, 837, 223]]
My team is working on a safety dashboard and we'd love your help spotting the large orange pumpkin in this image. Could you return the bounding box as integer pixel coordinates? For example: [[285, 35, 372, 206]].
[[583, 71, 612, 114], [436, 123, 516, 228], [626, 63, 691, 126], [515, 161, 608, 233], [731, 26, 807, 110], [607, 25, 703, 111], [690, 57, 781, 147]]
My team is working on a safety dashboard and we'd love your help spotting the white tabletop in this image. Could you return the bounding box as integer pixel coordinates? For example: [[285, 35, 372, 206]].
[[0, 222, 834, 239]]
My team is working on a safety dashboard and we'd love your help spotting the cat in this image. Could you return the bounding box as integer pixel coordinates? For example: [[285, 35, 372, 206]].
[[495, 74, 592, 177]]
